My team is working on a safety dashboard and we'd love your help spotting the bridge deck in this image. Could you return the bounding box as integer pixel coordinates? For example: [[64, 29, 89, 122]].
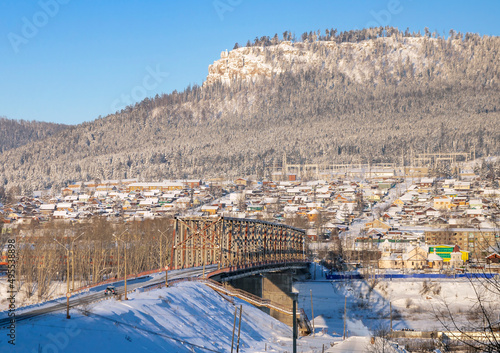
[[208, 261, 309, 282]]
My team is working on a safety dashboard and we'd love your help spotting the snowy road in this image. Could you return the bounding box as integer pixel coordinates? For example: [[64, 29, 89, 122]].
[[0, 265, 217, 328]]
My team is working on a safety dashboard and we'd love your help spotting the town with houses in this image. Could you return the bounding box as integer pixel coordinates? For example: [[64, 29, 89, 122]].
[[1, 162, 499, 273], [2, 5, 500, 350]]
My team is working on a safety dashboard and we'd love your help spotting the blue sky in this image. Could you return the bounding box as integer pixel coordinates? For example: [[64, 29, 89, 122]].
[[1, 0, 499, 125]]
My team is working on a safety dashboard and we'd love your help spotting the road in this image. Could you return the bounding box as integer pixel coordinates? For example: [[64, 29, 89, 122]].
[[0, 265, 218, 328]]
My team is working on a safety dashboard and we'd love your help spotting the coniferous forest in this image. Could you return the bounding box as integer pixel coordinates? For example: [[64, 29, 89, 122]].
[[0, 27, 499, 194]]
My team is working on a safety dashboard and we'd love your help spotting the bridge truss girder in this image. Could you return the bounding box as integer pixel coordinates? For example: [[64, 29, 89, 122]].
[[171, 217, 305, 270]]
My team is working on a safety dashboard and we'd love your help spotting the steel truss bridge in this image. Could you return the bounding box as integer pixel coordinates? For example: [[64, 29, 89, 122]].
[[0, 217, 307, 328], [171, 217, 306, 272]]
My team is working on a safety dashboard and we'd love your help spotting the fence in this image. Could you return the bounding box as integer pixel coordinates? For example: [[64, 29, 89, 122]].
[[326, 272, 499, 280], [72, 267, 164, 295]]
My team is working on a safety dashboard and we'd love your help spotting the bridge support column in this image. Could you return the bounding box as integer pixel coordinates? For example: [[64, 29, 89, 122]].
[[227, 271, 297, 326], [229, 275, 263, 298], [262, 272, 294, 326]]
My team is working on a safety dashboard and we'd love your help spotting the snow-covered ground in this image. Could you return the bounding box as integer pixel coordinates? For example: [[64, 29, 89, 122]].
[[2, 280, 339, 353], [0, 266, 216, 314], [327, 336, 406, 353], [299, 264, 499, 335], [0, 273, 160, 313], [2, 264, 495, 352], [0, 280, 81, 311]]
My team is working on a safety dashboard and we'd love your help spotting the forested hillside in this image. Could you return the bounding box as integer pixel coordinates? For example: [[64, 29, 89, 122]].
[[0, 117, 68, 153], [1, 27, 499, 193]]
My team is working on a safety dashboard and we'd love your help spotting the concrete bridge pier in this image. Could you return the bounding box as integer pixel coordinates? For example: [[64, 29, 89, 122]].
[[262, 272, 294, 326], [228, 270, 296, 326], [229, 275, 263, 298]]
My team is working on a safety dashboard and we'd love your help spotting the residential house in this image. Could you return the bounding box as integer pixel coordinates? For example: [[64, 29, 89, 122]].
[[234, 178, 249, 187], [486, 253, 500, 264], [402, 245, 428, 270], [364, 219, 391, 231], [433, 196, 452, 210], [455, 181, 471, 191], [40, 204, 56, 215], [201, 205, 219, 215]]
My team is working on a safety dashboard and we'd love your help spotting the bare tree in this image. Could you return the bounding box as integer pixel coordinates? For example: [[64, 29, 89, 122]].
[[11, 215, 176, 304], [368, 324, 393, 353], [433, 228, 500, 352]]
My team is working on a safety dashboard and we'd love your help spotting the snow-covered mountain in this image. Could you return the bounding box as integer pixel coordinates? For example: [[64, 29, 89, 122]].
[[1, 28, 499, 191], [205, 37, 434, 86], [0, 117, 68, 153]]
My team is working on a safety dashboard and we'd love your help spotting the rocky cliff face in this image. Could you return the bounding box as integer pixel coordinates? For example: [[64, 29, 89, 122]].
[[204, 37, 442, 86], [2, 32, 499, 191], [205, 42, 302, 85], [205, 48, 274, 86]]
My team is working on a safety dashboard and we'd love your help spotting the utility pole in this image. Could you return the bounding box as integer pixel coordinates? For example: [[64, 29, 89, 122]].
[[124, 238, 128, 300], [236, 305, 243, 353], [66, 233, 83, 292], [293, 294, 297, 353], [66, 292, 71, 319], [158, 229, 162, 271], [72, 233, 83, 291], [390, 301, 393, 332], [157, 228, 169, 270], [157, 229, 170, 287], [310, 289, 315, 337], [343, 296, 347, 340], [66, 249, 70, 319], [71, 249, 75, 292], [113, 230, 129, 300], [54, 238, 71, 319], [117, 239, 120, 278], [231, 307, 237, 353]]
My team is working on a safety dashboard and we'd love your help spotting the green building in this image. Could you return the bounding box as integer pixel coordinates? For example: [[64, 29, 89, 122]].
[[428, 245, 469, 262]]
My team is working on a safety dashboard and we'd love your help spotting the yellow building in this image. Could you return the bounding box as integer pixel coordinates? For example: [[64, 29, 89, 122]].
[[364, 219, 391, 231], [393, 199, 405, 206], [234, 178, 249, 186], [307, 209, 320, 222], [427, 245, 469, 262], [127, 182, 183, 193], [433, 196, 452, 210], [402, 246, 428, 270], [425, 228, 496, 260], [201, 205, 219, 215]]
